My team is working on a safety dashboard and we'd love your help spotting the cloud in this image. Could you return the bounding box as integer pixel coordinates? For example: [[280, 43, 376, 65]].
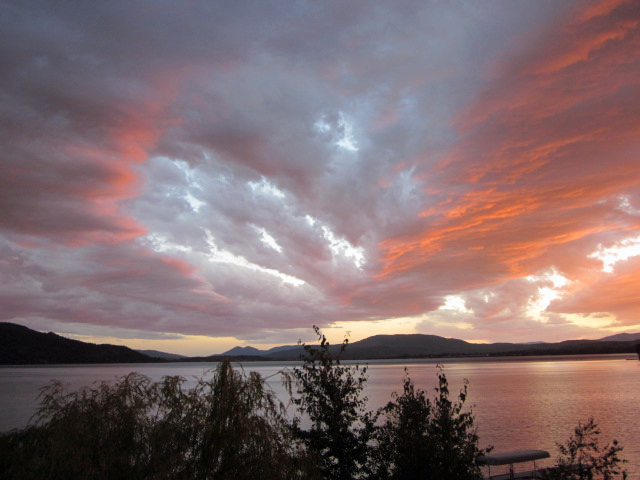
[[550, 256, 640, 324], [375, 0, 640, 334], [2, 0, 639, 348]]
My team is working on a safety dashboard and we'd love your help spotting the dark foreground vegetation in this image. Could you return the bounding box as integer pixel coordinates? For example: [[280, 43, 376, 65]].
[[0, 327, 628, 479]]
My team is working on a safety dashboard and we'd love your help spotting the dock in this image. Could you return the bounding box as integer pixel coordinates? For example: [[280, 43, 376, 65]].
[[480, 449, 550, 480]]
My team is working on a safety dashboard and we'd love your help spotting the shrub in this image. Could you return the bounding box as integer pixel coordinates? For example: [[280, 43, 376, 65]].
[[372, 366, 487, 480], [0, 360, 310, 480], [542, 417, 627, 480], [0, 328, 629, 480], [288, 326, 376, 480]]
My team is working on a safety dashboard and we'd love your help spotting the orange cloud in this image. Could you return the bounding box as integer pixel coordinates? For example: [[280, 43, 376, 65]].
[[0, 69, 182, 248], [550, 256, 640, 323], [376, 0, 640, 320]]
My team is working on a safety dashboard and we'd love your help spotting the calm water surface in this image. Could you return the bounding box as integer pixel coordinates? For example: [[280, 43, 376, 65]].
[[2, 355, 638, 476]]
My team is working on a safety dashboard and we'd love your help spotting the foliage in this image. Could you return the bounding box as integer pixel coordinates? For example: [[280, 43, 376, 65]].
[[288, 325, 376, 480], [0, 326, 630, 480], [542, 418, 627, 480], [372, 366, 487, 480], [0, 360, 310, 480]]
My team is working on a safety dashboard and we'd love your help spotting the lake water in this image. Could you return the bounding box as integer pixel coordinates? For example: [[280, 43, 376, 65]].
[[1, 354, 639, 477]]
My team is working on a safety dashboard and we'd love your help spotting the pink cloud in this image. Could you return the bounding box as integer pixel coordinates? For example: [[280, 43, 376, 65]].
[[550, 256, 640, 324], [378, 0, 640, 283], [3, 0, 640, 346], [364, 0, 640, 338]]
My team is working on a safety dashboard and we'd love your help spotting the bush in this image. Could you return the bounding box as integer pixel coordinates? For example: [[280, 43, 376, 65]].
[[372, 366, 487, 480], [0, 360, 310, 480], [0, 327, 628, 480], [288, 326, 376, 480], [543, 417, 627, 480]]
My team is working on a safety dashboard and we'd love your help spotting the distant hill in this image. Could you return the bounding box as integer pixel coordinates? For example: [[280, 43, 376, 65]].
[[346, 334, 485, 358], [598, 332, 640, 342], [266, 345, 299, 354], [261, 333, 640, 361], [222, 346, 264, 356], [178, 354, 269, 363], [136, 349, 186, 361], [261, 334, 514, 360], [222, 345, 299, 356], [4, 322, 639, 365], [0, 323, 160, 365]]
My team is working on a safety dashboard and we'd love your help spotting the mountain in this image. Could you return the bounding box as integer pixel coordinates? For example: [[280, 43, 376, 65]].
[[262, 334, 515, 360], [222, 345, 299, 356], [0, 323, 160, 365], [222, 346, 264, 356], [265, 345, 299, 354], [178, 354, 269, 362], [347, 334, 483, 357], [262, 334, 640, 361], [4, 322, 639, 365], [135, 349, 186, 361], [598, 332, 640, 342]]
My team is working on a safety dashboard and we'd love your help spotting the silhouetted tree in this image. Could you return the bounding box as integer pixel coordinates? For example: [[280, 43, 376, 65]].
[[371, 366, 487, 480], [0, 360, 311, 480], [288, 326, 376, 480], [542, 417, 627, 480], [0, 326, 630, 480]]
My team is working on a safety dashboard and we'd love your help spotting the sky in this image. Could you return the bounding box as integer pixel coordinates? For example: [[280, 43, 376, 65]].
[[1, 0, 640, 355]]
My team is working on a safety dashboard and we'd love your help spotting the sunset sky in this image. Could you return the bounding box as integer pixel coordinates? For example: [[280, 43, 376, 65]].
[[2, 0, 640, 355]]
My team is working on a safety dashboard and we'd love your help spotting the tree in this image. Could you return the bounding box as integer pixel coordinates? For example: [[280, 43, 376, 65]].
[[0, 360, 311, 480], [372, 366, 487, 480], [542, 417, 627, 480], [288, 325, 376, 480]]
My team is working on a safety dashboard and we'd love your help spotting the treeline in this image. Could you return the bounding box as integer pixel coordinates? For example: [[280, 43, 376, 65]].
[[0, 327, 628, 479], [0, 323, 160, 365]]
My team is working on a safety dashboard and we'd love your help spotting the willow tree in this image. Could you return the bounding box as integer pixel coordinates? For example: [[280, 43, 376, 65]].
[[0, 360, 311, 480]]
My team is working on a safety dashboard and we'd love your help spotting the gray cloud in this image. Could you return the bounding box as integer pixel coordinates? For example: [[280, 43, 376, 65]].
[[2, 0, 639, 346]]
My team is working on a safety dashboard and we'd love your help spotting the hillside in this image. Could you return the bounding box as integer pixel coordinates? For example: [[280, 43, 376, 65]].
[[598, 332, 640, 342], [136, 349, 186, 361], [260, 334, 515, 360], [222, 345, 299, 356], [260, 333, 640, 361], [3, 322, 639, 364], [222, 346, 264, 356], [0, 323, 160, 365]]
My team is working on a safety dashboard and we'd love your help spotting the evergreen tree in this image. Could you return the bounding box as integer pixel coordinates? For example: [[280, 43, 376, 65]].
[[289, 326, 376, 480], [372, 366, 486, 480]]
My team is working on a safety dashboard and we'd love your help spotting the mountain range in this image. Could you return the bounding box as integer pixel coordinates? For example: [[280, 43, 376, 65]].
[[0, 322, 161, 365], [135, 349, 187, 361], [1, 322, 639, 365], [597, 332, 640, 342], [222, 345, 299, 356], [219, 332, 640, 361]]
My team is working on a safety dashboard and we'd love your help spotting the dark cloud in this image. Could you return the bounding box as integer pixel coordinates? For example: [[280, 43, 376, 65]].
[[2, 0, 639, 347]]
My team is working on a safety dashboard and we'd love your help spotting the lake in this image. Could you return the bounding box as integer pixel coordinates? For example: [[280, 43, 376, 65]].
[[1, 354, 638, 477]]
